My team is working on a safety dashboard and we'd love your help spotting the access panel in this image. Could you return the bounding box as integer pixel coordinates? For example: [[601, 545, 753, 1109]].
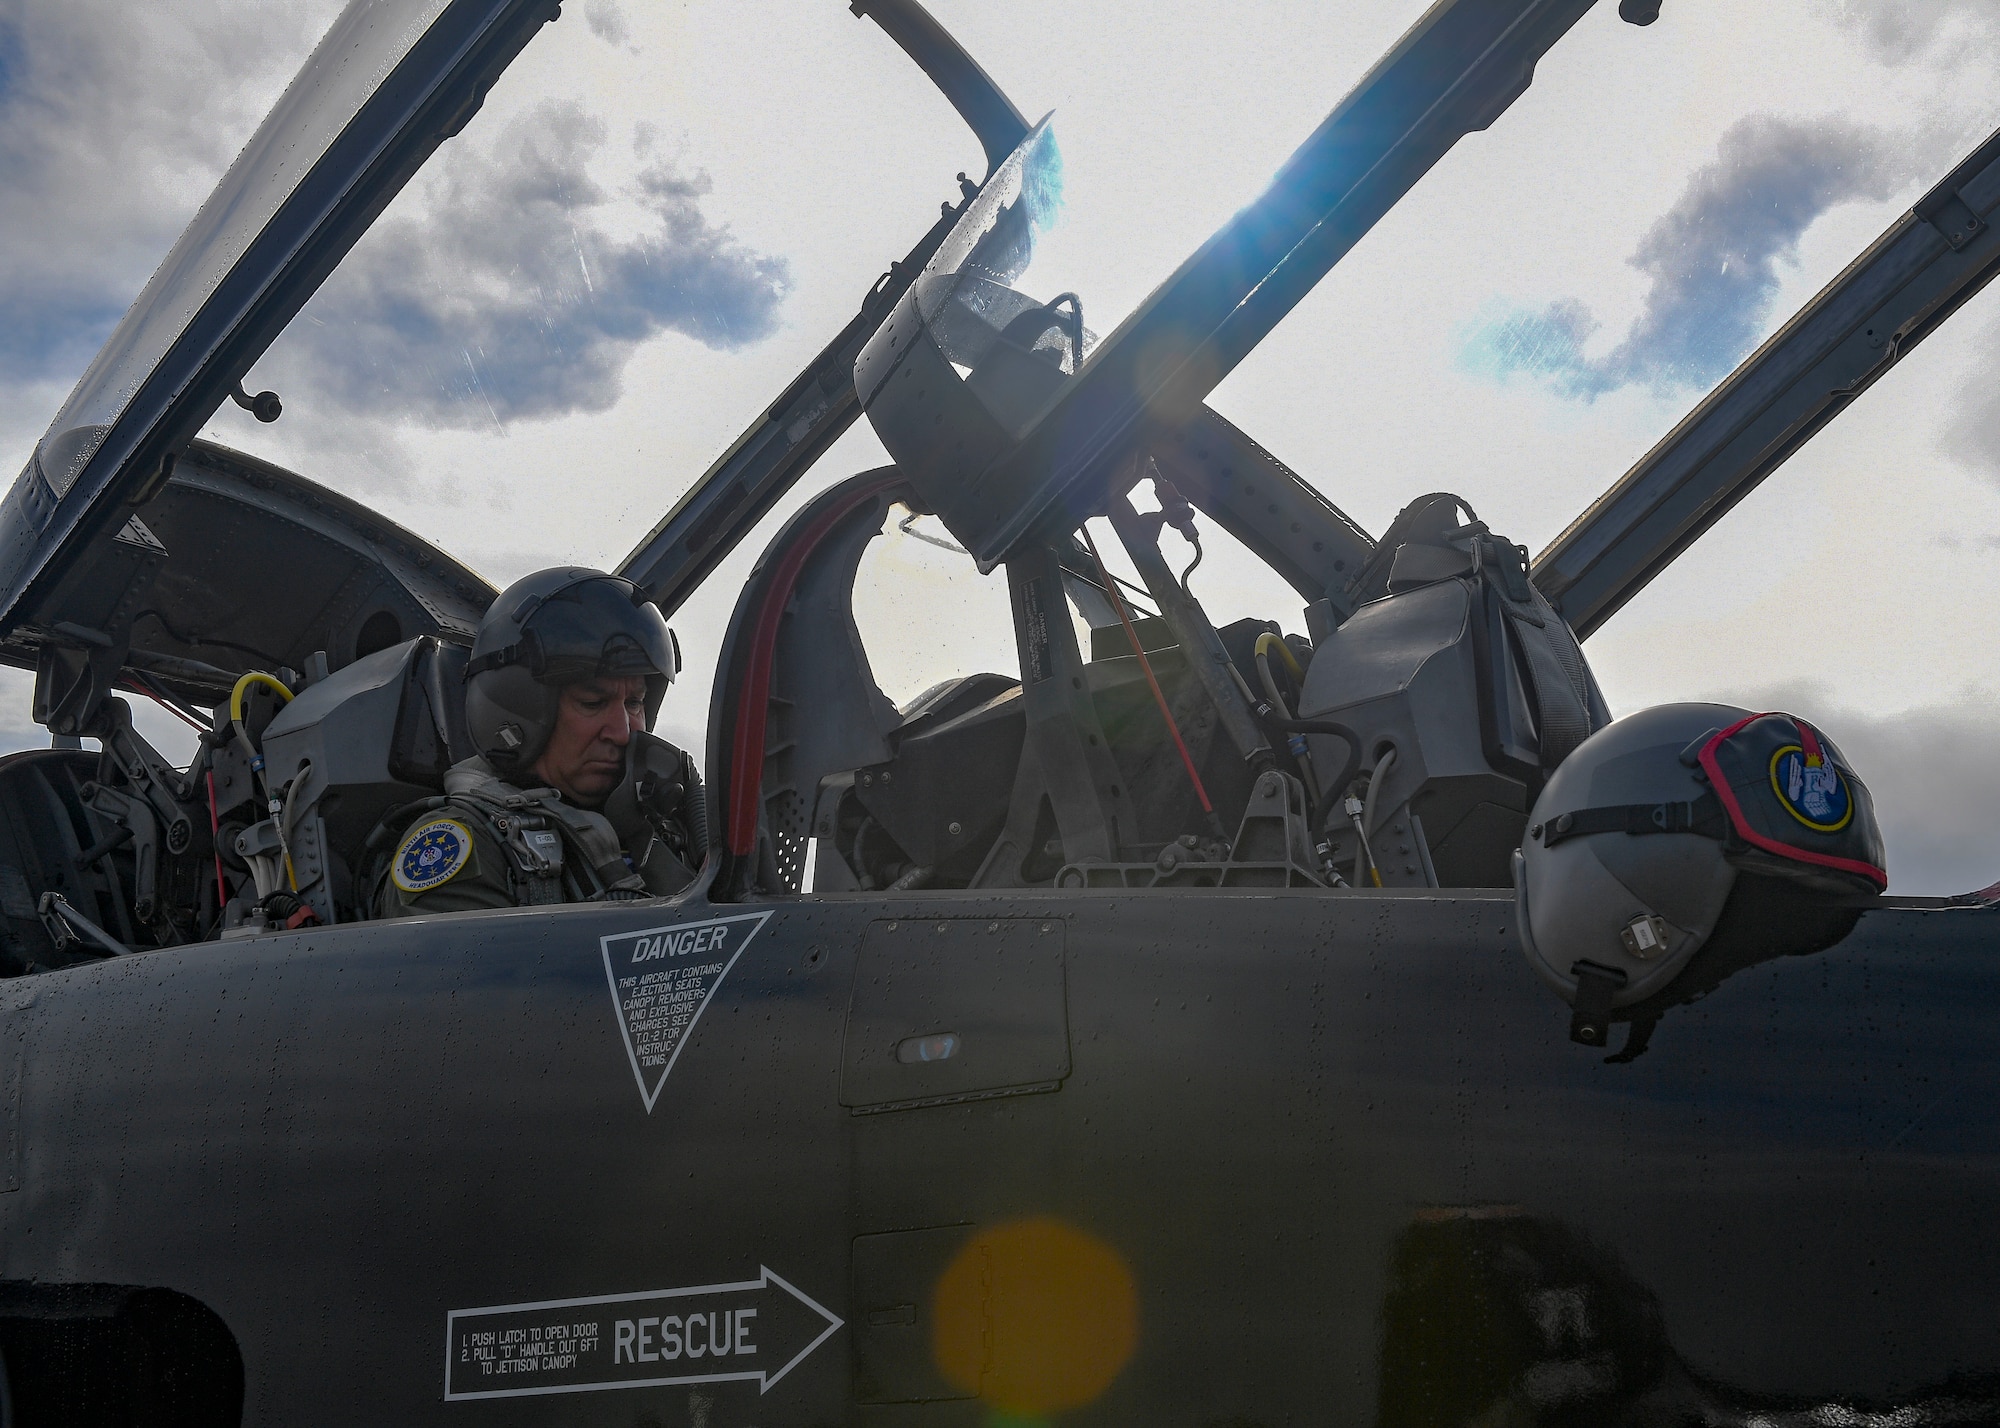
[[840, 917, 1069, 1113]]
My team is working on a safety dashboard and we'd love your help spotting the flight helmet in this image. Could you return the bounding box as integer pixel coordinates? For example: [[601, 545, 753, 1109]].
[[1515, 703, 1885, 1043], [463, 567, 677, 777]]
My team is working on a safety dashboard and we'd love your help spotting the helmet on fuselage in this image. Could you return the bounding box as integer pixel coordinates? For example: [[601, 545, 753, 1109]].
[[463, 567, 677, 777], [1515, 702, 1886, 1040]]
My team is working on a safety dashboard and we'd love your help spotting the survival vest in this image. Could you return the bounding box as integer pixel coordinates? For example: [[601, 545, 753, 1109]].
[[441, 757, 651, 904]]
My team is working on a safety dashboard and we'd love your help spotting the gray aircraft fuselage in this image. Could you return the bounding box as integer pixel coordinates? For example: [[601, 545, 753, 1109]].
[[4, 883, 1994, 1424]]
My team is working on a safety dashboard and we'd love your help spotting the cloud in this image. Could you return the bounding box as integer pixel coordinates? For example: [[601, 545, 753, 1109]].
[[1736, 681, 2000, 898], [1941, 314, 2000, 485], [260, 99, 789, 432], [455, 543, 577, 590], [584, 0, 633, 50], [0, 1, 333, 390], [1836, 0, 2000, 66], [1462, 115, 1896, 399]]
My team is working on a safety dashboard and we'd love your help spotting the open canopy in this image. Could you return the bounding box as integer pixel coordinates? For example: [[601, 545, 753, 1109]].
[[0, 0, 555, 677], [7, 0, 1999, 733]]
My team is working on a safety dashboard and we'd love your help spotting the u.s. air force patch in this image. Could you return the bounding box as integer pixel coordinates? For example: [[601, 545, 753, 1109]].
[[392, 817, 475, 894]]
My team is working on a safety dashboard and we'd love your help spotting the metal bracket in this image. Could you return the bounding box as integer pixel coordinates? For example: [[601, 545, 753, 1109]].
[[1226, 769, 1325, 885], [1108, 487, 1270, 764], [37, 892, 129, 959], [977, 543, 1135, 881], [1568, 960, 1627, 1046], [1917, 189, 1985, 252], [85, 697, 196, 852], [1052, 771, 1326, 890], [78, 784, 159, 924]]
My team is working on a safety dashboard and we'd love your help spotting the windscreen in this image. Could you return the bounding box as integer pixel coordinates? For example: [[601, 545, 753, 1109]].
[[912, 117, 1090, 378], [30, 0, 457, 498]]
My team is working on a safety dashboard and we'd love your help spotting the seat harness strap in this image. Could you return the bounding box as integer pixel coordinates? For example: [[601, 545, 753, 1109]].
[[1568, 960, 1627, 1047]]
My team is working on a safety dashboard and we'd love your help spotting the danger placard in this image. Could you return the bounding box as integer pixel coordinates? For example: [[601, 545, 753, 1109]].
[[601, 911, 771, 1112]]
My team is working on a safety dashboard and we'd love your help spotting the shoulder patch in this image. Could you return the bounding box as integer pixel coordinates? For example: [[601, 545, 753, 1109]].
[[392, 817, 477, 895]]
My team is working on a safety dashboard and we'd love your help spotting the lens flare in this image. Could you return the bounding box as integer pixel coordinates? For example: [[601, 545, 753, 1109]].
[[931, 1216, 1138, 1414]]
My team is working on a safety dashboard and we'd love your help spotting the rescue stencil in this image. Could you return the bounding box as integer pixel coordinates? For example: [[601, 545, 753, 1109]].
[[601, 911, 771, 1111], [444, 1265, 842, 1400]]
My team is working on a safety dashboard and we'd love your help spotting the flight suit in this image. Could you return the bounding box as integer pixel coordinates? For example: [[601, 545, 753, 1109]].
[[377, 755, 697, 916]]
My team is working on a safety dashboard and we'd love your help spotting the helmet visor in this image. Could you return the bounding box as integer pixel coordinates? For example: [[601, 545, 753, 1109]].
[[524, 579, 675, 687]]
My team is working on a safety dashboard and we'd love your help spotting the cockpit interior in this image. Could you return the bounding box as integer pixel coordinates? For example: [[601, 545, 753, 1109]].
[[0, 110, 1621, 977]]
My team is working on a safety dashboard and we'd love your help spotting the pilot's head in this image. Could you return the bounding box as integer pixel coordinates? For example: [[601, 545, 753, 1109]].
[[464, 568, 677, 806]]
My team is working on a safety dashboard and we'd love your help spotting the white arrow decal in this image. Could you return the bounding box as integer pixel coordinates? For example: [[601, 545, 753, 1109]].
[[444, 1265, 843, 1400]]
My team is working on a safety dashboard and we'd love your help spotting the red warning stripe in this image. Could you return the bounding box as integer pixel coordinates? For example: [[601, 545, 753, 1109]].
[[726, 475, 908, 857]]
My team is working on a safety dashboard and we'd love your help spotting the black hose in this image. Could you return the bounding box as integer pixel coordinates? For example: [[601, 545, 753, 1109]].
[[1048, 292, 1084, 370], [683, 757, 710, 856], [1178, 534, 1204, 598], [1271, 718, 1363, 803]]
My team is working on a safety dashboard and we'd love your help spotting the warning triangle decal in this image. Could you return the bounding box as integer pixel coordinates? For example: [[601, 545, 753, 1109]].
[[600, 911, 773, 1112]]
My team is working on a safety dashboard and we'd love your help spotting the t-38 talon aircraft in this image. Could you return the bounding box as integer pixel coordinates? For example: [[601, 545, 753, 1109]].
[[2, 0, 1998, 1423]]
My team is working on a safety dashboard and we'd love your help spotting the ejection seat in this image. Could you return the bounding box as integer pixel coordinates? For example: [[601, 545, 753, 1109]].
[[0, 748, 154, 971], [249, 635, 479, 924], [706, 470, 1292, 896]]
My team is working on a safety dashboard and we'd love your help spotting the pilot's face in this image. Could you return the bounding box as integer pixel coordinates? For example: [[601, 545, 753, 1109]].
[[531, 675, 649, 807]]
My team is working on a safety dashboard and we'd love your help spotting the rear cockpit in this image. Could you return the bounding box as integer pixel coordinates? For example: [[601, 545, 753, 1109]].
[[707, 112, 1614, 901], [712, 460, 1608, 900]]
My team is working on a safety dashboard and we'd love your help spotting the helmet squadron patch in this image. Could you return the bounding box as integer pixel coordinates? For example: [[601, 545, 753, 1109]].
[[392, 817, 476, 894], [1769, 742, 1853, 833]]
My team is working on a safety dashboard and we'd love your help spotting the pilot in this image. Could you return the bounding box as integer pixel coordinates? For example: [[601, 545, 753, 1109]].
[[376, 567, 705, 916]]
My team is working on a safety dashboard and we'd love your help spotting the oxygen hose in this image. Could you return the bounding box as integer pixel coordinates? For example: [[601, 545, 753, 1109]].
[[1363, 745, 1396, 841], [279, 759, 311, 888], [1236, 642, 1364, 829], [228, 671, 297, 891], [1253, 632, 1319, 792], [1254, 631, 1305, 691]]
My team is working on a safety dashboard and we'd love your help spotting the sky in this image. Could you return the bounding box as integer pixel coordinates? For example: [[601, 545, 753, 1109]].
[[1, 0, 1998, 892]]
